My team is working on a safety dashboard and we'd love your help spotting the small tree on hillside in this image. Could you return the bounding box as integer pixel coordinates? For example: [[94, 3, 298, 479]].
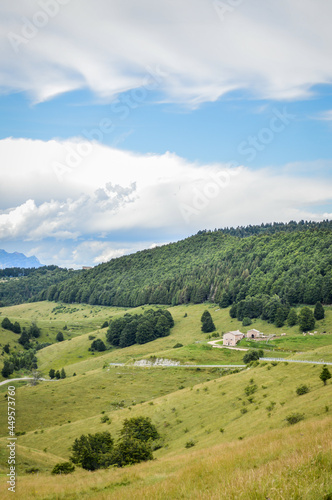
[[319, 366, 331, 386], [49, 368, 55, 379], [298, 307, 315, 332], [314, 302, 325, 321], [12, 321, 21, 334], [287, 308, 298, 327], [56, 331, 64, 342], [243, 349, 264, 364], [120, 416, 160, 442], [70, 432, 114, 470], [201, 310, 215, 333], [55, 370, 61, 380], [60, 368, 66, 379]]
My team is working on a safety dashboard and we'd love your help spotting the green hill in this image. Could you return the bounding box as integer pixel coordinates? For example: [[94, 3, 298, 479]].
[[0, 220, 332, 309]]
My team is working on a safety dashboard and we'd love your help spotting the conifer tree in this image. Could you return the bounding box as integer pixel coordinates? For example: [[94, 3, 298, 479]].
[[314, 302, 325, 321], [201, 310, 215, 333]]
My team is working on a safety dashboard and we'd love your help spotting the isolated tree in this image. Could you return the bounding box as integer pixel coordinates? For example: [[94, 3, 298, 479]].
[[287, 308, 298, 327], [31, 371, 42, 386], [70, 432, 114, 470], [314, 302, 325, 321], [298, 307, 315, 332], [49, 368, 55, 379], [101, 321, 109, 329], [55, 370, 61, 380], [201, 310, 215, 333], [60, 368, 66, 379], [319, 366, 331, 386], [56, 331, 64, 342]]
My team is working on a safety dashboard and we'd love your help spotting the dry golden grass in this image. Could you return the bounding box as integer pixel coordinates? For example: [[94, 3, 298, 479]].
[[1, 417, 331, 499]]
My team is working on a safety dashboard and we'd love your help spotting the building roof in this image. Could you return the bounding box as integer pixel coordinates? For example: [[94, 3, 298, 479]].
[[223, 330, 244, 337]]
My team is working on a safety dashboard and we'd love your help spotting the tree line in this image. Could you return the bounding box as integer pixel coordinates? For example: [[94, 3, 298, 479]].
[[106, 308, 174, 348]]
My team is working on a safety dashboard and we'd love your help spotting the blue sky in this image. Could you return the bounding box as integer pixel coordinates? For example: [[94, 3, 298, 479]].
[[1, 0, 332, 268]]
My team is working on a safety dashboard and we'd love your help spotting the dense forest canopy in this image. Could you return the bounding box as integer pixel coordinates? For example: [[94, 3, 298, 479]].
[[0, 220, 331, 308]]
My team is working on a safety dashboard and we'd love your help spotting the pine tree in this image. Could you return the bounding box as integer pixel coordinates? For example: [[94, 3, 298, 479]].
[[55, 370, 61, 379], [201, 310, 215, 333], [314, 302, 325, 321], [60, 368, 66, 379], [49, 368, 55, 379]]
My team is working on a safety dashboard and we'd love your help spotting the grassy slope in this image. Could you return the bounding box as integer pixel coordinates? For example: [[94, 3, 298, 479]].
[[0, 301, 332, 498], [0, 363, 331, 499]]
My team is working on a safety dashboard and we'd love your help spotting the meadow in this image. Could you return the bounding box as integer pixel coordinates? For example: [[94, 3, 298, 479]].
[[0, 301, 331, 498]]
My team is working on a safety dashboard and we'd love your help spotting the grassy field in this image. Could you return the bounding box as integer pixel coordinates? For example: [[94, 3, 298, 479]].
[[0, 300, 331, 498]]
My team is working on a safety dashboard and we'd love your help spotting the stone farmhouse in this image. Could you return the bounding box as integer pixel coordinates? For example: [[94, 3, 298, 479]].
[[223, 330, 244, 346], [246, 328, 264, 339]]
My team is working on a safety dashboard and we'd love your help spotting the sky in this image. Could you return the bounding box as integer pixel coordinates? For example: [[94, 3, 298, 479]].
[[0, 0, 332, 268]]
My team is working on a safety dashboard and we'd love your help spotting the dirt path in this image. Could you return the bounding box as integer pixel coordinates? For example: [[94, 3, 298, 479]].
[[207, 340, 248, 351]]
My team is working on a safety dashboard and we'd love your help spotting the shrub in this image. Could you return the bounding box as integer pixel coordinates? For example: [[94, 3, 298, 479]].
[[25, 467, 39, 474], [285, 412, 305, 425], [52, 462, 75, 475], [296, 384, 310, 395], [173, 343, 183, 348], [185, 439, 195, 448], [243, 350, 263, 364], [244, 384, 258, 396], [242, 316, 252, 326]]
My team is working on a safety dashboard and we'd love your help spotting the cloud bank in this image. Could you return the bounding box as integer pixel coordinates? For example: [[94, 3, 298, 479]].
[[1, 137, 332, 267], [1, 0, 332, 104]]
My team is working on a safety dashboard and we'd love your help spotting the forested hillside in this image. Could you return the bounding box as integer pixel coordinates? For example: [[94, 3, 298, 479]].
[[0, 221, 331, 309], [35, 220, 332, 308], [0, 266, 77, 307]]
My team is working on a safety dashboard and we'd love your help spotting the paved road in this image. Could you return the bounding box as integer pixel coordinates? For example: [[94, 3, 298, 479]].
[[0, 377, 51, 386], [109, 363, 246, 368]]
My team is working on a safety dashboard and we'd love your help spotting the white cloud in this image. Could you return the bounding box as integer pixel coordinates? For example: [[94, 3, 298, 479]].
[[315, 110, 332, 121], [1, 0, 332, 104], [0, 138, 331, 267]]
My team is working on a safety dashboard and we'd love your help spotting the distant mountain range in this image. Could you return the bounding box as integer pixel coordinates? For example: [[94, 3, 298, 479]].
[[0, 249, 43, 269]]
